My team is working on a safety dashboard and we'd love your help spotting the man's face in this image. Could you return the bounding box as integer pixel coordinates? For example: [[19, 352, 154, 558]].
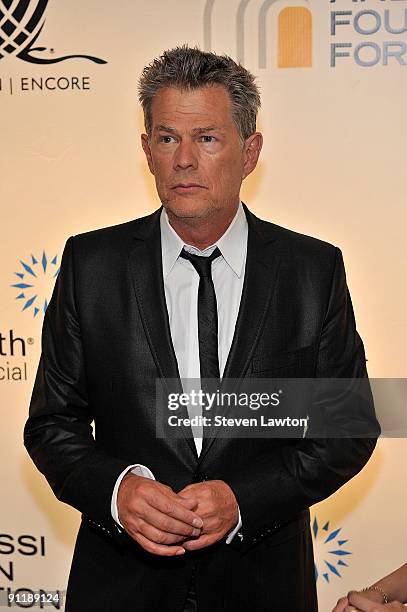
[[141, 85, 262, 224]]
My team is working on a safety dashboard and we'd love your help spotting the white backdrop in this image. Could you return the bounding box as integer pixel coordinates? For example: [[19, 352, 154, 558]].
[[1, 0, 406, 609]]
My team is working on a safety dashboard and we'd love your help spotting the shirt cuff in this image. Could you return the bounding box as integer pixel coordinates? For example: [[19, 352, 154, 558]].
[[111, 464, 156, 527], [225, 506, 243, 544]]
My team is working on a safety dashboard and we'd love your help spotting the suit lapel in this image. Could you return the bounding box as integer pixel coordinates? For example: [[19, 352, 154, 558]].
[[128, 209, 198, 460], [222, 206, 281, 380], [199, 206, 281, 461]]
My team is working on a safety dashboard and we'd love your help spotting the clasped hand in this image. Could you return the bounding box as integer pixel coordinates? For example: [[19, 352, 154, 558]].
[[333, 591, 405, 611], [117, 474, 239, 556]]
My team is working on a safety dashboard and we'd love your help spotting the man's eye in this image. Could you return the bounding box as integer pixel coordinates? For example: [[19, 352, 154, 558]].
[[160, 135, 175, 143], [200, 135, 216, 143]]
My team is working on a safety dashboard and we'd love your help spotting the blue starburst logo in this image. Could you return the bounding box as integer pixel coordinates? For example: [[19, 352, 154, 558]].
[[12, 251, 60, 317], [313, 516, 352, 583]]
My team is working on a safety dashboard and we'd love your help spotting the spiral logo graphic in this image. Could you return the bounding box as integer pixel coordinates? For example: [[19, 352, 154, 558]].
[[0, 0, 106, 64], [312, 517, 352, 583], [11, 251, 60, 317]]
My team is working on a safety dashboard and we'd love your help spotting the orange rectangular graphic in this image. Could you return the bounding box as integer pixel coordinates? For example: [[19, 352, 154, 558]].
[[278, 7, 312, 68]]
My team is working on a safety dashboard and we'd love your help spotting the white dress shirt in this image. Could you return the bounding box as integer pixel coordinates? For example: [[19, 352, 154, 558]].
[[112, 203, 248, 543]]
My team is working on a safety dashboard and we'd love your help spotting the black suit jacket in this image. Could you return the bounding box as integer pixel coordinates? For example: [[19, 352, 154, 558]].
[[24, 205, 378, 612]]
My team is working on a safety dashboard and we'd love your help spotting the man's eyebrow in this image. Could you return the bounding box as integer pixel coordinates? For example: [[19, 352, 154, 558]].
[[155, 125, 221, 134], [191, 126, 218, 134], [155, 124, 177, 133]]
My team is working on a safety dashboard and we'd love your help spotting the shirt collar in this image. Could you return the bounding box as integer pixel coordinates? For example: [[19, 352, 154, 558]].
[[160, 203, 247, 279]]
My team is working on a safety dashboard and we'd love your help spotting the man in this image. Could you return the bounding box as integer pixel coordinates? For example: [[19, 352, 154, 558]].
[[24, 46, 378, 611]]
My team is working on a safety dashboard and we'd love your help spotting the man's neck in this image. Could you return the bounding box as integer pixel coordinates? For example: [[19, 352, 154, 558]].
[[165, 205, 239, 250]]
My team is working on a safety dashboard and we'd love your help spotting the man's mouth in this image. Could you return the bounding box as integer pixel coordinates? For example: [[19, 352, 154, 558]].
[[172, 183, 206, 193]]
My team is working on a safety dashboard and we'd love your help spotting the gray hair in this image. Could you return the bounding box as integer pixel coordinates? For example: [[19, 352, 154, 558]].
[[138, 45, 261, 142]]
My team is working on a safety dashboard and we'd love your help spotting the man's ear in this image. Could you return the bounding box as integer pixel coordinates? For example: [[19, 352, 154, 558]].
[[141, 133, 155, 175], [242, 132, 263, 180]]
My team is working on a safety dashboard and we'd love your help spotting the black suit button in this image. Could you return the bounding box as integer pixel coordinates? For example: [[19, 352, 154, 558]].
[[193, 471, 209, 482]]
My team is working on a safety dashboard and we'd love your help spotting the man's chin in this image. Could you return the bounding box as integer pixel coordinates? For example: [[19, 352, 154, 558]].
[[163, 199, 213, 220]]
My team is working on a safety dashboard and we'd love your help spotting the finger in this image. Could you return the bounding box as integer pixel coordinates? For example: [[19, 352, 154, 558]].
[[177, 496, 199, 510], [136, 506, 202, 539], [147, 490, 203, 528], [331, 597, 349, 612], [178, 484, 198, 494], [119, 493, 202, 536], [135, 518, 200, 545], [124, 518, 185, 545], [348, 591, 385, 611], [178, 484, 203, 498], [132, 531, 186, 557], [182, 532, 220, 551]]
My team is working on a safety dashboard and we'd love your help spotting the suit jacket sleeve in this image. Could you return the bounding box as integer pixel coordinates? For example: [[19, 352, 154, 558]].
[[225, 247, 379, 548], [24, 237, 130, 529]]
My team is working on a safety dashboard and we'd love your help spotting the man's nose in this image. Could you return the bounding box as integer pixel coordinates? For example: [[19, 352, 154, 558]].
[[173, 140, 198, 170]]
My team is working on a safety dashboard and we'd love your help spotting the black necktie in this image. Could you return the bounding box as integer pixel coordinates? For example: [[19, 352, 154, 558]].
[[180, 247, 222, 387]]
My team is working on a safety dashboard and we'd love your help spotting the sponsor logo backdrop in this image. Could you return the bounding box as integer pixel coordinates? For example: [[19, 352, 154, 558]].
[[1, 0, 406, 608]]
